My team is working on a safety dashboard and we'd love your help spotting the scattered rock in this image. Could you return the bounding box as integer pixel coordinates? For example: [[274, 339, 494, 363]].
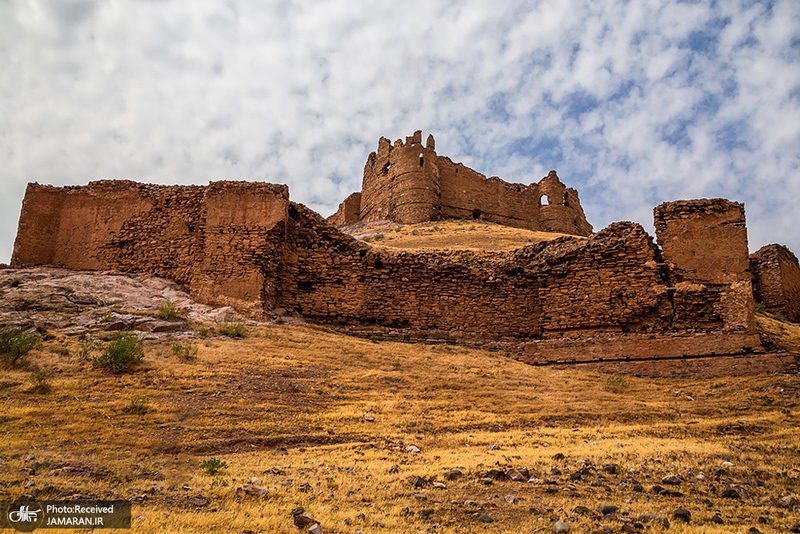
[[722, 487, 743, 499], [307, 524, 322, 534], [573, 505, 594, 516], [721, 461, 734, 468], [710, 514, 724, 524], [779, 496, 795, 508], [250, 477, 261, 485], [487, 468, 505, 480], [507, 468, 527, 482], [602, 464, 618, 475], [298, 483, 312, 492], [188, 496, 209, 506], [661, 474, 682, 485], [478, 514, 493, 523], [600, 505, 619, 515], [240, 484, 269, 496], [443, 469, 463, 481], [673, 509, 691, 523], [292, 508, 317, 530], [553, 520, 570, 533], [638, 513, 670, 529], [406, 445, 420, 453], [411, 476, 428, 488], [504, 494, 515, 503], [419, 509, 434, 519]]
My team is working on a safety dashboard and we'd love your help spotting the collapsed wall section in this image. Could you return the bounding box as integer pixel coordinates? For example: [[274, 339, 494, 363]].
[[750, 244, 800, 322], [269, 203, 541, 341]]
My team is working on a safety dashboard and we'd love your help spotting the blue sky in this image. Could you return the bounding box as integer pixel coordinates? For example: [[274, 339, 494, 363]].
[[1, 0, 799, 262]]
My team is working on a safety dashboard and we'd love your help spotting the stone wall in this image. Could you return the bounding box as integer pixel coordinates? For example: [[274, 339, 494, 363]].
[[12, 180, 769, 364], [750, 244, 800, 322], [12, 180, 290, 316], [333, 131, 593, 236], [654, 199, 755, 332]]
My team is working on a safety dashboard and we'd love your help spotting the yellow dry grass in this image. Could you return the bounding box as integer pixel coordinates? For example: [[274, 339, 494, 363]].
[[352, 219, 582, 253], [1, 323, 799, 533]]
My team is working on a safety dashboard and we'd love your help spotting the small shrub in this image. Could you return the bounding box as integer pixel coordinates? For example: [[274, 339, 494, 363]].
[[604, 373, 629, 393], [0, 327, 42, 365], [125, 394, 149, 414], [9, 278, 23, 288], [364, 237, 372, 243], [200, 457, 228, 475], [369, 336, 379, 343], [218, 322, 246, 338], [158, 299, 181, 320], [93, 333, 144, 373], [29, 370, 51, 394], [100, 311, 114, 323], [198, 327, 213, 337], [374, 233, 385, 241], [171, 342, 198, 361], [326, 477, 337, 489], [754, 302, 767, 314], [392, 362, 401, 370], [210, 476, 229, 489]]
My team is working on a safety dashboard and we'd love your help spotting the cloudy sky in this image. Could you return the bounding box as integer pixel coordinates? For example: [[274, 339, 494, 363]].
[[2, 0, 799, 263]]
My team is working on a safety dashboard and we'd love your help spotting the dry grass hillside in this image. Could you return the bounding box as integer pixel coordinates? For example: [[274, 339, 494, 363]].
[[1, 320, 799, 533], [344, 219, 582, 253]]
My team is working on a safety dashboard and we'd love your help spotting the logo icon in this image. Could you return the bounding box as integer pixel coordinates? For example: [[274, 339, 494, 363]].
[[6, 501, 44, 532]]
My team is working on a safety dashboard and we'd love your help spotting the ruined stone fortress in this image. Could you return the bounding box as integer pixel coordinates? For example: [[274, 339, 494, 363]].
[[10, 131, 800, 373], [329, 130, 593, 236]]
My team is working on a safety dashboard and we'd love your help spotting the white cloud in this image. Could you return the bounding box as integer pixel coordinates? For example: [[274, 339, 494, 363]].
[[1, 0, 798, 263]]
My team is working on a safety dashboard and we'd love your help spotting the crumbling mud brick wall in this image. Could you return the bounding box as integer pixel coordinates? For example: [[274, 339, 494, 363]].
[[12, 180, 290, 316], [328, 192, 362, 226], [750, 244, 800, 322], [654, 199, 755, 332], [12, 180, 761, 360], [272, 201, 753, 345], [331, 131, 593, 236]]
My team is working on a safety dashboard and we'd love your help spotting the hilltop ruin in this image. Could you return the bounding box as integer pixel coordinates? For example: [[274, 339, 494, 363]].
[[329, 130, 592, 236], [9, 132, 800, 374]]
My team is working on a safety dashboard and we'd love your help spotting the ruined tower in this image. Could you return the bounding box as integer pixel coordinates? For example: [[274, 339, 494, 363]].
[[359, 131, 441, 224]]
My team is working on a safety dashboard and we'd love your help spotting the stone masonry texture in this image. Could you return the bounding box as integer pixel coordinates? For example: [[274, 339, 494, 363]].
[[750, 244, 800, 322], [11, 177, 784, 368]]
